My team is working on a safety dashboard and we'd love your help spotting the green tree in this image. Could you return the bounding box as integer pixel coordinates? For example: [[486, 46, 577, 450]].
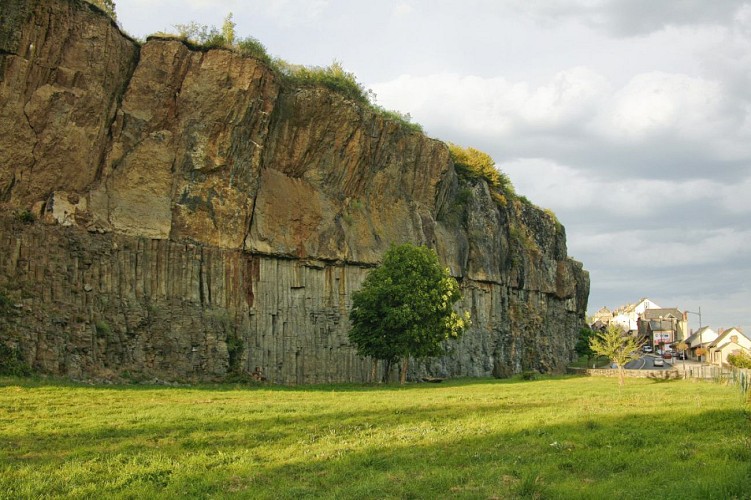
[[589, 323, 645, 387], [349, 243, 470, 384], [222, 13, 235, 46], [575, 328, 597, 366]]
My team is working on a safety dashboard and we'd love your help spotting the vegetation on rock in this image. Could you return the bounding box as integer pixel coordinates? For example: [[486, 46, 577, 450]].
[[448, 143, 515, 195], [162, 14, 422, 133], [85, 0, 116, 20]]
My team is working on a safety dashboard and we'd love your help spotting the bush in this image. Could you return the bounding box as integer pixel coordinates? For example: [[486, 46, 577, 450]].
[[275, 59, 369, 105], [15, 209, 35, 224], [448, 143, 515, 197], [95, 320, 111, 337], [727, 351, 751, 368], [172, 21, 228, 49], [236, 36, 271, 65], [0, 344, 31, 377]]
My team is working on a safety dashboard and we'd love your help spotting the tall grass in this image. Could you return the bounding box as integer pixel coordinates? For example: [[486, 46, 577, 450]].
[[1, 376, 749, 498]]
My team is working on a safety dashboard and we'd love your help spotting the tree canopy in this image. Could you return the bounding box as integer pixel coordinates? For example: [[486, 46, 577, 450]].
[[348, 243, 469, 383], [589, 323, 644, 386]]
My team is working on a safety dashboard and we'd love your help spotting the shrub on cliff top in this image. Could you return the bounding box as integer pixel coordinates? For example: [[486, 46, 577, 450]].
[[448, 143, 515, 196], [157, 16, 422, 132], [275, 59, 370, 105]]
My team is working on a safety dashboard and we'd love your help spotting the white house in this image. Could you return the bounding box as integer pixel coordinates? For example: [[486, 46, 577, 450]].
[[610, 298, 661, 333], [708, 328, 751, 366], [684, 326, 718, 361]]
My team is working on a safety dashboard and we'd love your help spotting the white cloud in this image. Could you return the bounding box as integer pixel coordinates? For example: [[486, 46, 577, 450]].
[[262, 0, 330, 26], [601, 72, 724, 140], [513, 0, 749, 37], [392, 3, 414, 18], [371, 67, 609, 138]]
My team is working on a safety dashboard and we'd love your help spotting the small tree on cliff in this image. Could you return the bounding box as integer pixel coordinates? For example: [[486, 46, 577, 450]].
[[349, 243, 470, 384], [87, 0, 117, 20], [589, 323, 645, 387]]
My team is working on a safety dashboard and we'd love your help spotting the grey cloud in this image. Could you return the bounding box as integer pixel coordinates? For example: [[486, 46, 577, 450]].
[[520, 0, 749, 37]]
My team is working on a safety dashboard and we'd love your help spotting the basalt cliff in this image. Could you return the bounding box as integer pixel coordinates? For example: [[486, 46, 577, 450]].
[[0, 0, 589, 383]]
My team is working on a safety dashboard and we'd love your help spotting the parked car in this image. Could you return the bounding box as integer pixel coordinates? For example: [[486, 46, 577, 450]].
[[677, 352, 687, 360], [653, 358, 665, 367], [643, 345, 653, 353], [662, 352, 672, 359]]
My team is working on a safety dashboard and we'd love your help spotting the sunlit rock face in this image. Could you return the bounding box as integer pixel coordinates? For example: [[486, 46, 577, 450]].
[[0, 0, 589, 383]]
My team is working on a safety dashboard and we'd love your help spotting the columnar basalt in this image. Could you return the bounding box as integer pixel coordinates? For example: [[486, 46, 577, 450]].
[[0, 0, 589, 383]]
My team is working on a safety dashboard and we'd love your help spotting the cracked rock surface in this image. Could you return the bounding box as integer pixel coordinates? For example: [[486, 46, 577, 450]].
[[0, 0, 589, 384]]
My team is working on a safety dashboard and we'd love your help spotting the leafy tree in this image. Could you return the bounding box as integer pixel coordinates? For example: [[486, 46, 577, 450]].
[[349, 243, 470, 384], [575, 328, 597, 366], [695, 347, 707, 363], [222, 13, 235, 46], [589, 323, 645, 387], [676, 341, 689, 370]]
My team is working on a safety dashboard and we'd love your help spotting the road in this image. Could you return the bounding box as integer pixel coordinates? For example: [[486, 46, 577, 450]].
[[625, 354, 679, 371]]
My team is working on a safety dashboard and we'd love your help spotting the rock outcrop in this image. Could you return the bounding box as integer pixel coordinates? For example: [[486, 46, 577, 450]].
[[0, 0, 589, 383]]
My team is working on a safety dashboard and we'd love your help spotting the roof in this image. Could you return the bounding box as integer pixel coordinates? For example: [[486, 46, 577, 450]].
[[643, 308, 683, 320], [713, 341, 741, 351], [685, 326, 717, 346], [709, 327, 750, 348]]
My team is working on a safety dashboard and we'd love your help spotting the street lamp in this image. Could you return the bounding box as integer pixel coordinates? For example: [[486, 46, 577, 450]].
[[685, 307, 703, 362], [685, 307, 702, 329]]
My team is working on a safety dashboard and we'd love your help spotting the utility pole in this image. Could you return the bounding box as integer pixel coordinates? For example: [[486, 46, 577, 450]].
[[686, 307, 703, 362]]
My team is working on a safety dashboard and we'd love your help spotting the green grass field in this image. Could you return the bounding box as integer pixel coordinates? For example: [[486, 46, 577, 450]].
[[1, 375, 749, 499]]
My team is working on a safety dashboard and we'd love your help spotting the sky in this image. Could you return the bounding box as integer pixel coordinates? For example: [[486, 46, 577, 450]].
[[115, 0, 751, 334]]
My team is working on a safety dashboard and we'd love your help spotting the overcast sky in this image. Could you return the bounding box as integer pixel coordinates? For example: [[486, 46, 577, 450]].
[[116, 0, 751, 334]]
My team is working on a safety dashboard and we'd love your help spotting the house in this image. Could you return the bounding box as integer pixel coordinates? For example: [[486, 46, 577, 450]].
[[610, 298, 661, 333], [684, 326, 718, 361], [637, 307, 689, 348], [591, 307, 613, 327], [707, 327, 751, 366]]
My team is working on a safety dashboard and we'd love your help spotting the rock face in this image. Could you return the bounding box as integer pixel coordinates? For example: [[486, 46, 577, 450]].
[[0, 0, 589, 383]]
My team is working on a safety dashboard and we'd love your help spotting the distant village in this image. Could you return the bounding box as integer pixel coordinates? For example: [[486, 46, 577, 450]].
[[590, 298, 751, 366]]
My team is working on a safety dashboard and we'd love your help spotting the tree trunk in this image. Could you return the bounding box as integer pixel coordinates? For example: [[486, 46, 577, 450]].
[[618, 364, 625, 386], [400, 358, 408, 384], [371, 359, 378, 383], [382, 360, 392, 384]]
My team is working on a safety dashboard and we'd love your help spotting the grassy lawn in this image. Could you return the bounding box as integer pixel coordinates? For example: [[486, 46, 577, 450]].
[[1, 375, 749, 499]]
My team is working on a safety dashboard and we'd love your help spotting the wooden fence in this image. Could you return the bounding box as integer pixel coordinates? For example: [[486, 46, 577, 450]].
[[571, 365, 750, 395], [682, 365, 750, 395]]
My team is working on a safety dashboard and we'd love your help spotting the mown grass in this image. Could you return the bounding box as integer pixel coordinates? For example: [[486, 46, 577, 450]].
[[1, 376, 749, 499]]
